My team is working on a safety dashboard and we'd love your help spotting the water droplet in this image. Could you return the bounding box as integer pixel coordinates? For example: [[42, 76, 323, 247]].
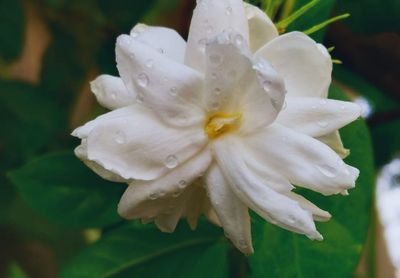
[[137, 73, 149, 88], [165, 155, 179, 169], [111, 92, 117, 100], [178, 180, 187, 189], [210, 101, 220, 110], [234, 34, 244, 47], [145, 59, 154, 68], [209, 53, 223, 66], [114, 130, 126, 144], [157, 48, 165, 54], [172, 191, 181, 198], [317, 120, 329, 128], [149, 193, 158, 200], [316, 164, 338, 178], [225, 6, 232, 15], [263, 80, 272, 93], [136, 92, 145, 103], [169, 87, 178, 97], [211, 72, 218, 79], [238, 239, 247, 248], [158, 190, 166, 197], [288, 215, 296, 224], [198, 38, 207, 52], [214, 88, 222, 95]]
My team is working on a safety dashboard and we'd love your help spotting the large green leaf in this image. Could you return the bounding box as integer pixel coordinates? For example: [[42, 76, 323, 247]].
[[249, 85, 374, 277], [8, 152, 125, 228], [0, 0, 25, 63], [61, 222, 229, 278]]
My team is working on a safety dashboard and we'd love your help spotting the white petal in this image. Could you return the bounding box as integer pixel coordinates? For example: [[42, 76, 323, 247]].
[[130, 24, 186, 63], [317, 131, 350, 158], [244, 3, 278, 53], [205, 164, 253, 254], [91, 75, 136, 110], [185, 0, 249, 73], [276, 97, 362, 137], [74, 140, 128, 183], [118, 149, 212, 219], [203, 32, 286, 133], [116, 35, 205, 128], [183, 182, 209, 230], [286, 192, 331, 222], [75, 105, 207, 181], [244, 124, 359, 195], [214, 137, 322, 240], [255, 32, 332, 98]]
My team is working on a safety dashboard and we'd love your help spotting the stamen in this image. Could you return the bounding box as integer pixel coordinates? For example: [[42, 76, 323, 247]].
[[205, 112, 242, 139]]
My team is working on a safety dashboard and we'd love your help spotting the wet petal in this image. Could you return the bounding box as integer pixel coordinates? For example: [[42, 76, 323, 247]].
[[255, 32, 332, 98], [205, 163, 253, 254], [116, 35, 205, 128], [185, 0, 248, 73]]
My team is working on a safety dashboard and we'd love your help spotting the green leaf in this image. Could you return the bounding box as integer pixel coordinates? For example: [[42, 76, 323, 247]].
[[285, 0, 335, 42], [249, 85, 374, 277], [62, 222, 229, 278], [8, 152, 125, 228], [0, 0, 25, 63], [7, 263, 28, 278]]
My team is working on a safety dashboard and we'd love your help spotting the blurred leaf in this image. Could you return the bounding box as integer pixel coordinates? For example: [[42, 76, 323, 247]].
[[0, 0, 25, 63], [249, 85, 374, 277], [336, 0, 400, 34], [62, 222, 229, 278], [8, 152, 125, 228], [98, 0, 157, 32], [286, 0, 335, 42], [6, 263, 27, 278], [370, 120, 400, 167]]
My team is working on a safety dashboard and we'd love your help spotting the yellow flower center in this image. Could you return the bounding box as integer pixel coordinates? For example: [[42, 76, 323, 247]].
[[205, 111, 242, 139]]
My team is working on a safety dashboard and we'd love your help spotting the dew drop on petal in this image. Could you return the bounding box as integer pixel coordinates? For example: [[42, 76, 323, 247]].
[[262, 80, 272, 93], [165, 155, 179, 169], [145, 59, 154, 68], [317, 120, 329, 128], [169, 87, 178, 97], [225, 6, 232, 15], [114, 130, 126, 144], [209, 53, 223, 66], [149, 192, 158, 200], [211, 72, 218, 79], [315, 164, 338, 178], [110, 92, 117, 100], [157, 48, 165, 54], [214, 88, 222, 95], [178, 180, 187, 189], [234, 34, 244, 47], [172, 191, 181, 198], [137, 73, 149, 88], [136, 92, 145, 103]]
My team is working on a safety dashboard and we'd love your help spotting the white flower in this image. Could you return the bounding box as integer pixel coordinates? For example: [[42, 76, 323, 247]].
[[72, 0, 361, 254]]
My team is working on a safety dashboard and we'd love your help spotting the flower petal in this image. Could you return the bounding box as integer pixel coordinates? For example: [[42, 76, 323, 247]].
[[244, 124, 359, 195], [205, 163, 253, 254], [116, 35, 205, 128], [214, 136, 322, 240], [317, 131, 350, 158], [130, 24, 186, 63], [203, 31, 286, 133], [286, 192, 331, 222], [74, 139, 128, 183], [185, 0, 249, 73], [255, 32, 332, 98], [118, 149, 212, 219], [90, 75, 135, 110], [244, 3, 278, 53], [74, 105, 207, 181], [276, 97, 362, 137]]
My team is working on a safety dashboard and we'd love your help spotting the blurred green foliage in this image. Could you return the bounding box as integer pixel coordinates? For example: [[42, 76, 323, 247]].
[[0, 0, 398, 277]]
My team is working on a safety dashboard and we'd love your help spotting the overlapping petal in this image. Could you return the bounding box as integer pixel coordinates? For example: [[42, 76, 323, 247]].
[[244, 124, 359, 195], [276, 97, 361, 137], [118, 149, 212, 220], [203, 31, 286, 133], [116, 35, 205, 128], [185, 0, 249, 73], [130, 24, 186, 63], [205, 164, 253, 254], [255, 32, 332, 98], [214, 136, 323, 240], [244, 3, 278, 52], [73, 105, 207, 181], [90, 75, 135, 110]]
